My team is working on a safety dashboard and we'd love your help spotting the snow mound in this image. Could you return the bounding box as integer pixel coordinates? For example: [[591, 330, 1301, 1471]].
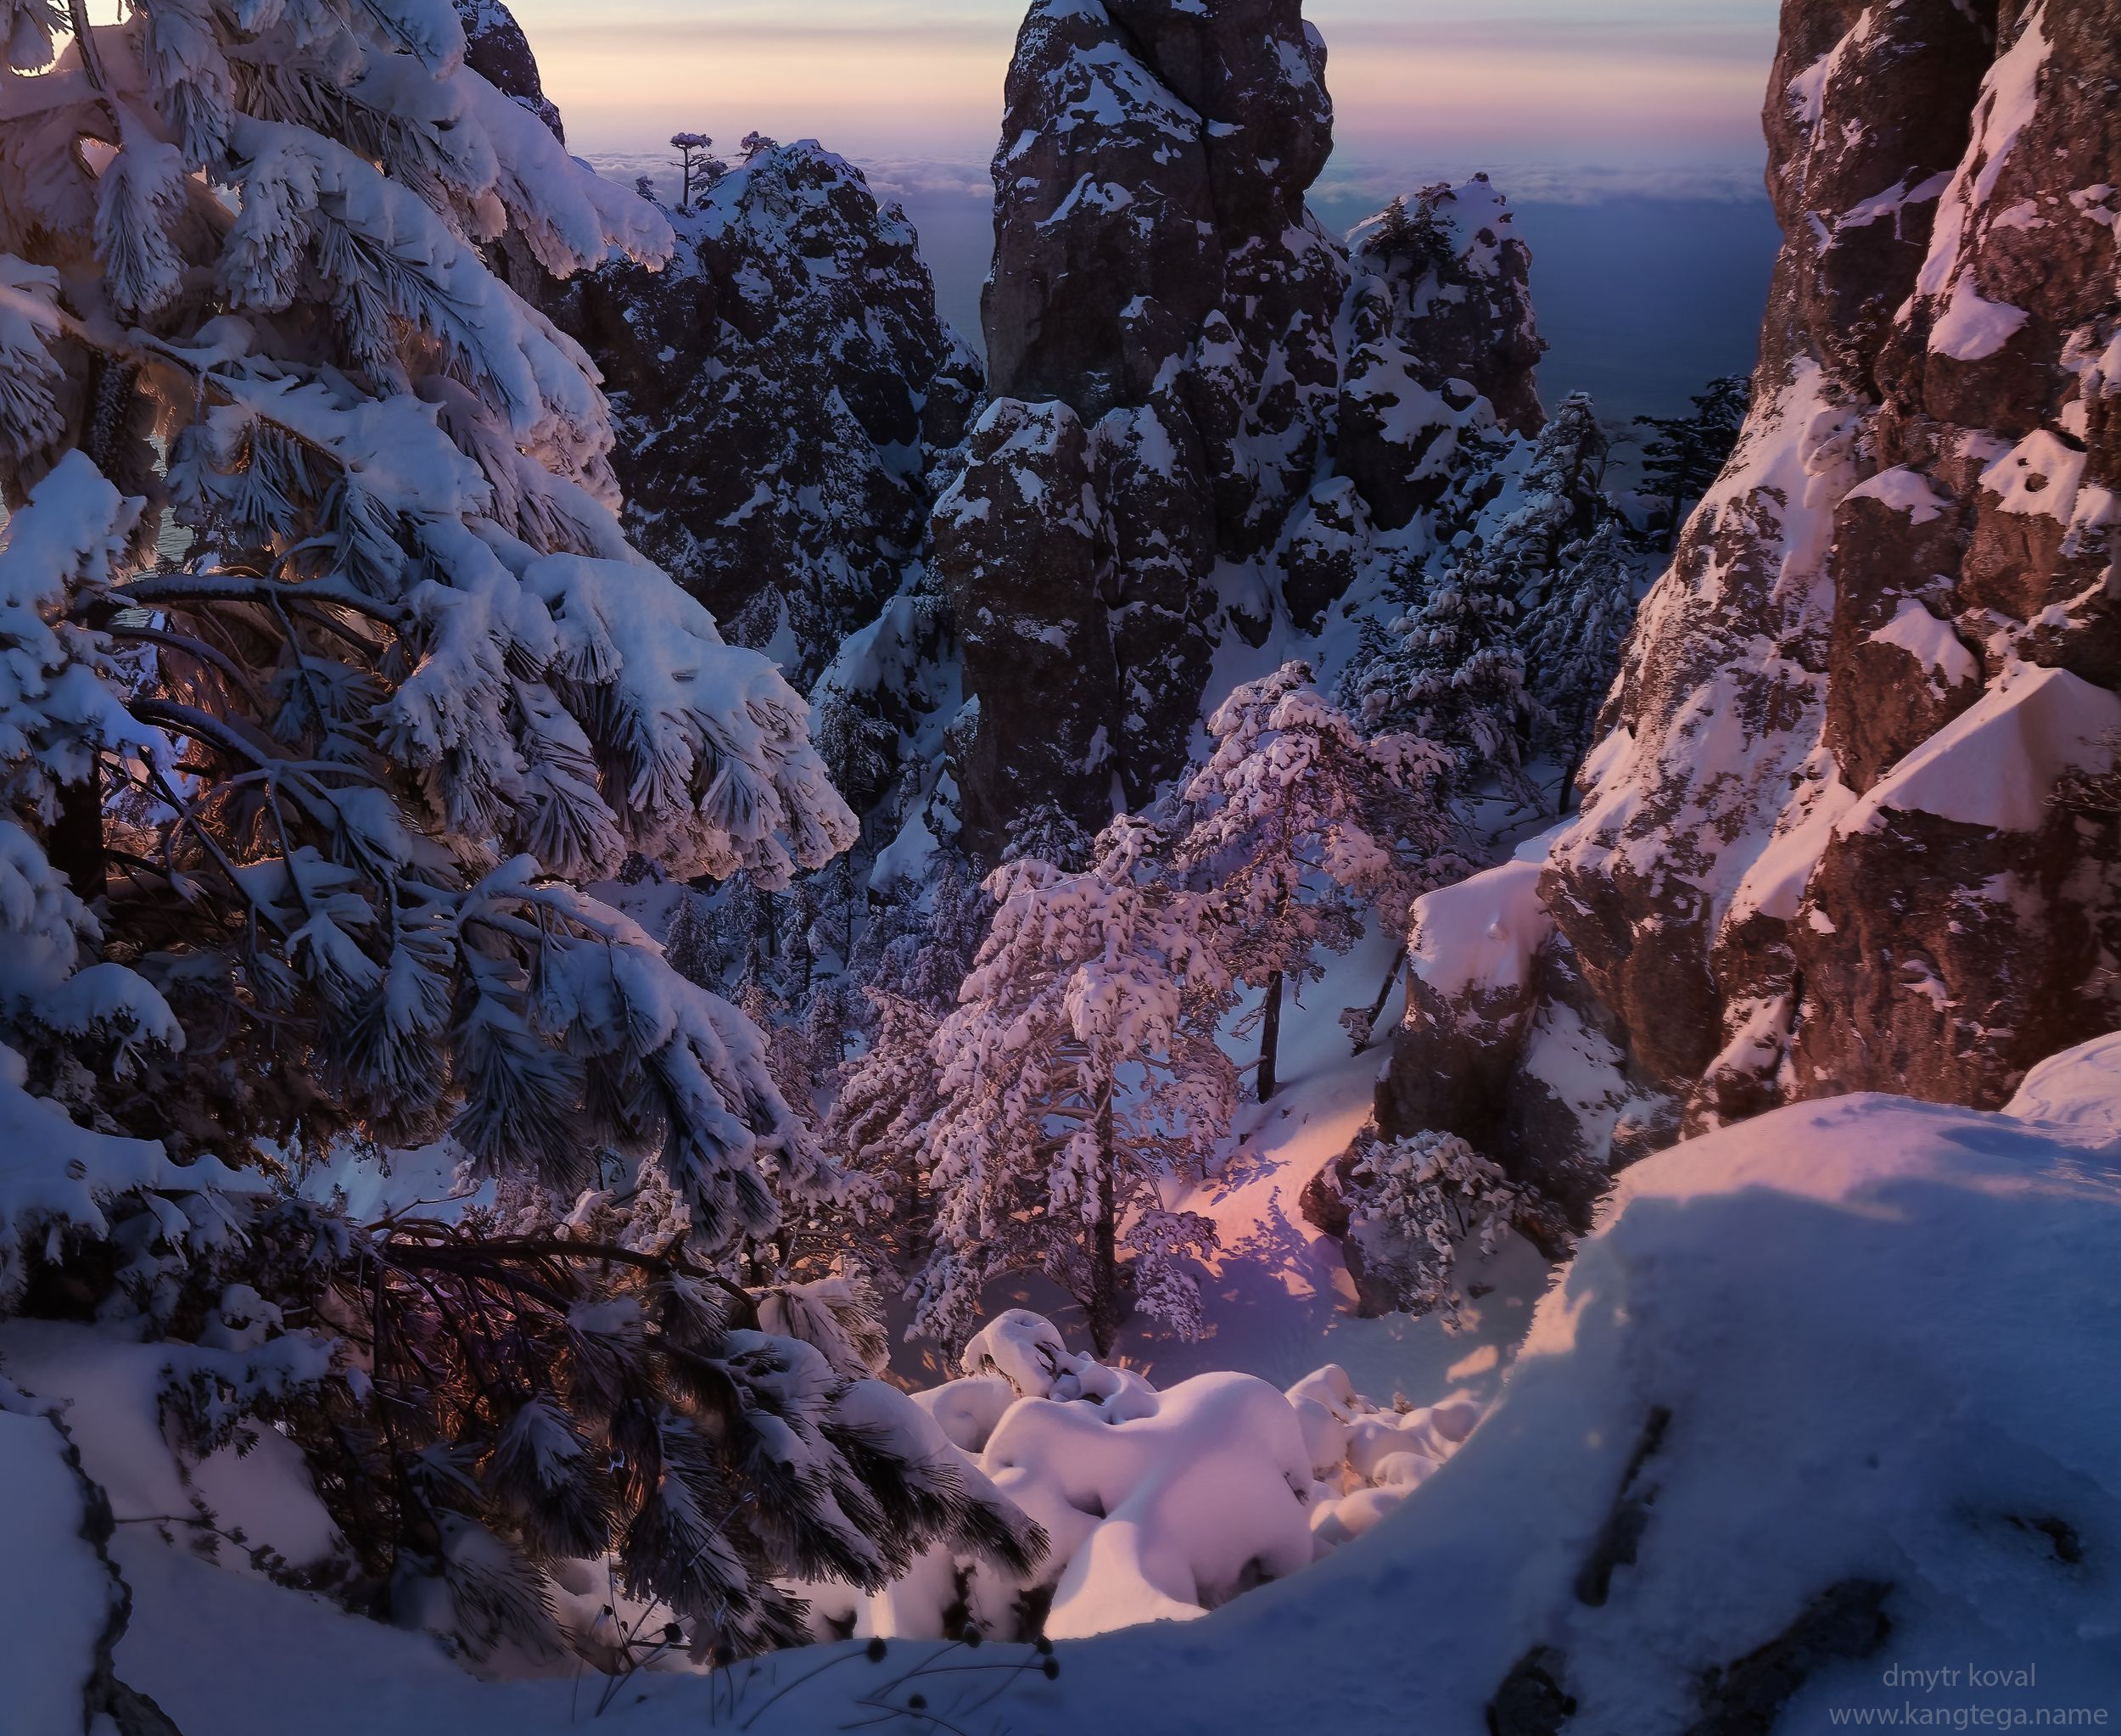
[[804, 1313, 1487, 1644], [755, 1087, 2121, 1733], [1407, 848, 1553, 1000], [0, 1383, 117, 1735], [2004, 1033, 2121, 1145]]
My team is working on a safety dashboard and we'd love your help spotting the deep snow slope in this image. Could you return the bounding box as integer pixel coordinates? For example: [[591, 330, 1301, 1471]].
[[29, 1039, 2114, 1735], [714, 1047, 2121, 1734]]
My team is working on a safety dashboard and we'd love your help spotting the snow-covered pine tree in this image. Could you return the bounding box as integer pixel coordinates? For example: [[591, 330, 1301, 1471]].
[[310, 1212, 1042, 1658], [0, 451, 227, 1304], [1346, 538, 1539, 802], [1346, 394, 1624, 804], [915, 816, 1230, 1356], [1362, 185, 1457, 283], [1509, 390, 1609, 571], [1635, 373, 1750, 551], [669, 131, 721, 207], [661, 883, 729, 991], [0, 0, 1044, 1660], [1519, 516, 1643, 794], [1172, 661, 1459, 1101], [2, 0, 860, 1182], [1329, 1128, 1570, 1327], [850, 855, 992, 1011], [825, 986, 943, 1233]]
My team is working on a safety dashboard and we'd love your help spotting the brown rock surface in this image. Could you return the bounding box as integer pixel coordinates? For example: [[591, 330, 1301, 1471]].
[[949, 0, 1543, 851], [1385, 0, 2121, 1204]]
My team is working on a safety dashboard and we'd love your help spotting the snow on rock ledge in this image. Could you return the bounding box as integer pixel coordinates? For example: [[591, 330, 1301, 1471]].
[[1407, 848, 1553, 1004], [1837, 664, 2121, 836], [2003, 1031, 2121, 1143]]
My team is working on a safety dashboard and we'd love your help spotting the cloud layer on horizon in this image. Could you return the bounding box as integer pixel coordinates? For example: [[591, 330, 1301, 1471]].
[[523, 0, 1777, 174], [590, 150, 1770, 215]]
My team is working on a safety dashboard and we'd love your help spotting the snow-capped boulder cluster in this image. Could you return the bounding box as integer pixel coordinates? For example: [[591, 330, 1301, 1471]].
[[943, 0, 1544, 857], [1387, 0, 2121, 1198], [550, 142, 980, 687], [797, 1309, 1486, 1643]]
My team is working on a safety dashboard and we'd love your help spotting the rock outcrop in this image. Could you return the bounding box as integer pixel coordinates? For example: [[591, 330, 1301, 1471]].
[[451, 3, 977, 699], [454, 0, 563, 140], [933, 400, 1123, 843], [943, 0, 1544, 858], [1384, 0, 2121, 1203], [551, 144, 978, 688]]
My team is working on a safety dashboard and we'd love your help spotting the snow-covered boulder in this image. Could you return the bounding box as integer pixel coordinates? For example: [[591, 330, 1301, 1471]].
[[1370, 826, 1670, 1226], [982, 1369, 1315, 1638], [806, 1316, 1486, 1644]]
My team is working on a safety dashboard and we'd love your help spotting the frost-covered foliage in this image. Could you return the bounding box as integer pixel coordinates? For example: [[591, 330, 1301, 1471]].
[[0, 0, 860, 1240], [915, 818, 1232, 1355], [1172, 660, 1462, 1099], [1346, 541, 1537, 797], [848, 856, 993, 1012], [1507, 390, 1610, 567], [800, 1309, 1487, 1644], [0, 451, 249, 1301], [824, 988, 943, 1232], [312, 1221, 1042, 1659], [0, 0, 1049, 1680], [1331, 1129, 1564, 1327], [1344, 391, 1636, 803], [1519, 518, 1644, 778], [1362, 192, 1458, 282]]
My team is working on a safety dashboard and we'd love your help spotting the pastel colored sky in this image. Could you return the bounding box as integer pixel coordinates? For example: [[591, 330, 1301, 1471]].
[[512, 1, 1782, 195]]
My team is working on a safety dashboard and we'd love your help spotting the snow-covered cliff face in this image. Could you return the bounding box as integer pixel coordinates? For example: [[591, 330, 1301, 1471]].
[[550, 146, 980, 688], [1386, 0, 2121, 1202], [946, 0, 1544, 858]]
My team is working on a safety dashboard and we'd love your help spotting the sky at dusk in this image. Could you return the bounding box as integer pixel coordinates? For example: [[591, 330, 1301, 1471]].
[[514, 0, 1788, 424], [514, 0, 1783, 197]]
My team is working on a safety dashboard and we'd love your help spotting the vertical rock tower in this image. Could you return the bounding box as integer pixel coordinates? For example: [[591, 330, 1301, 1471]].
[[939, 0, 1546, 859]]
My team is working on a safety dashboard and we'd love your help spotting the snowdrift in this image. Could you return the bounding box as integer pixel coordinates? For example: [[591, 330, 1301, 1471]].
[[738, 1052, 2121, 1733], [798, 1308, 1488, 1644], [11, 1049, 2119, 1733]]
